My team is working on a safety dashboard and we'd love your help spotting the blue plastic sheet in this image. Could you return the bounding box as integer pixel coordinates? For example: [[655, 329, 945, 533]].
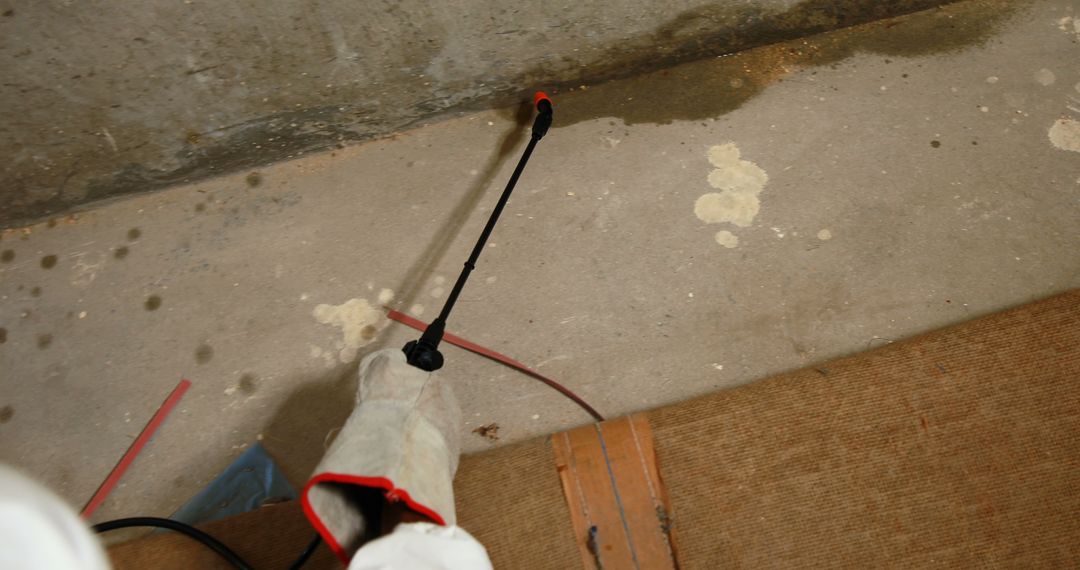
[[170, 442, 296, 526]]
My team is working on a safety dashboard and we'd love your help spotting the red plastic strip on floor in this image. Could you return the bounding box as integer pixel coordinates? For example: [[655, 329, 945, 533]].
[[81, 378, 192, 519], [386, 309, 604, 422]]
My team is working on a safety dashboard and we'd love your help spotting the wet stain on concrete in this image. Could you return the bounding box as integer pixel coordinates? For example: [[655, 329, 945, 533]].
[[195, 343, 214, 364], [238, 374, 257, 395], [0, 328, 6, 343], [0, 406, 13, 424], [547, 0, 1020, 128], [30, 286, 41, 297], [145, 295, 162, 311], [1, 250, 13, 263], [931, 140, 942, 148], [195, 203, 207, 213], [40, 255, 57, 269], [113, 246, 129, 259], [127, 228, 142, 240], [36, 333, 52, 349], [245, 172, 262, 187]]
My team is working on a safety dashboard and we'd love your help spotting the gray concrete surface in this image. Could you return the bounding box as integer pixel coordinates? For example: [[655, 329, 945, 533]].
[[2, 0, 1080, 527], [0, 0, 960, 225]]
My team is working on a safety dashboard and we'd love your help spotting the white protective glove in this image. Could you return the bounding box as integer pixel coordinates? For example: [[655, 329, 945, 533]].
[[302, 348, 462, 564]]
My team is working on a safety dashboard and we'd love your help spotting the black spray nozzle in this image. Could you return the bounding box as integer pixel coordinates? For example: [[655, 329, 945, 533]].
[[532, 92, 553, 140]]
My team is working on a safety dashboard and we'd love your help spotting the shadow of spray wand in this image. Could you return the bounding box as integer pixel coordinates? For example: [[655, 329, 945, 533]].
[[402, 92, 554, 371]]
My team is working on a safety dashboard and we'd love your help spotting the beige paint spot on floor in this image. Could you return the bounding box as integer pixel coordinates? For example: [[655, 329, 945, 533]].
[[434, 275, 446, 285], [1058, 16, 1080, 41], [1048, 118, 1080, 152], [695, 143, 768, 228], [1033, 68, 1056, 86], [430, 287, 445, 298], [714, 230, 739, 248], [312, 298, 383, 362], [817, 229, 833, 241], [377, 288, 394, 304], [409, 303, 425, 316]]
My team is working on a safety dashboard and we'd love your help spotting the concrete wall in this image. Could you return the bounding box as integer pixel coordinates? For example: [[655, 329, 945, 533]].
[[0, 0, 953, 226]]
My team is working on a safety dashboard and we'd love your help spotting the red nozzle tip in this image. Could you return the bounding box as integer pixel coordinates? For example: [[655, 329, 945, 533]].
[[534, 91, 552, 107]]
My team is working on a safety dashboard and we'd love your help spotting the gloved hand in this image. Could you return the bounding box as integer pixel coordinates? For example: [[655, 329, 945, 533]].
[[301, 348, 462, 564]]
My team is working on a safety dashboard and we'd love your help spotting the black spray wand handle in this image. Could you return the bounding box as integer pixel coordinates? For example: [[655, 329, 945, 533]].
[[403, 93, 554, 371]]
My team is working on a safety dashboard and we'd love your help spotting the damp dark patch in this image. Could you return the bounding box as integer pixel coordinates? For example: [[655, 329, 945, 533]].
[[36, 333, 53, 349], [360, 325, 378, 341], [0, 406, 13, 424], [931, 140, 942, 148], [1, 250, 13, 263], [113, 246, 129, 259], [40, 255, 57, 269], [245, 172, 263, 187], [544, 0, 1020, 128], [145, 295, 162, 311], [127, 228, 141, 241], [46, 219, 57, 228], [0, 328, 6, 344], [238, 374, 257, 395], [30, 286, 41, 297], [195, 202, 207, 213], [195, 343, 214, 364], [1, 9, 12, 17]]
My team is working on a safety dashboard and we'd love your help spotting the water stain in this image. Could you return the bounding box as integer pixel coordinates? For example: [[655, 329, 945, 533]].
[[546, 0, 1020, 128], [40, 255, 57, 269], [0, 328, 6, 343], [46, 219, 57, 228], [36, 333, 53, 349], [30, 286, 41, 297], [1, 250, 13, 263], [0, 406, 13, 424], [360, 325, 377, 341], [246, 172, 263, 187], [145, 295, 162, 311], [931, 140, 942, 148], [113, 246, 129, 259], [238, 374, 257, 395], [195, 202, 207, 213], [127, 228, 142, 240], [195, 343, 214, 364]]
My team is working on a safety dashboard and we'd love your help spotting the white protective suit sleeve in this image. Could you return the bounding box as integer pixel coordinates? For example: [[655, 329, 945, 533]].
[[0, 465, 111, 570], [349, 522, 493, 570]]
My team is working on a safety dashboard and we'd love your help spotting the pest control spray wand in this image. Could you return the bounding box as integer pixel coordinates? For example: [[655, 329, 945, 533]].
[[403, 92, 554, 371]]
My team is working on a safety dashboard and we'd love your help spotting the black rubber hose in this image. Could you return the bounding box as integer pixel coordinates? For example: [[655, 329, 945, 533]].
[[93, 516, 253, 570]]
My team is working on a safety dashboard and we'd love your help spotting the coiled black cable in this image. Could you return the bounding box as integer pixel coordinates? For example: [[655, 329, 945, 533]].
[[93, 516, 253, 570]]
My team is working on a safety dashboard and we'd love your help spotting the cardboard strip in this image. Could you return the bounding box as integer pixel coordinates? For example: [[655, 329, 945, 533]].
[[553, 414, 678, 569]]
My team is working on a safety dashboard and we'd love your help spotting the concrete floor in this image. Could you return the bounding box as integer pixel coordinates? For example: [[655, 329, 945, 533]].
[[1, 0, 1078, 524]]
